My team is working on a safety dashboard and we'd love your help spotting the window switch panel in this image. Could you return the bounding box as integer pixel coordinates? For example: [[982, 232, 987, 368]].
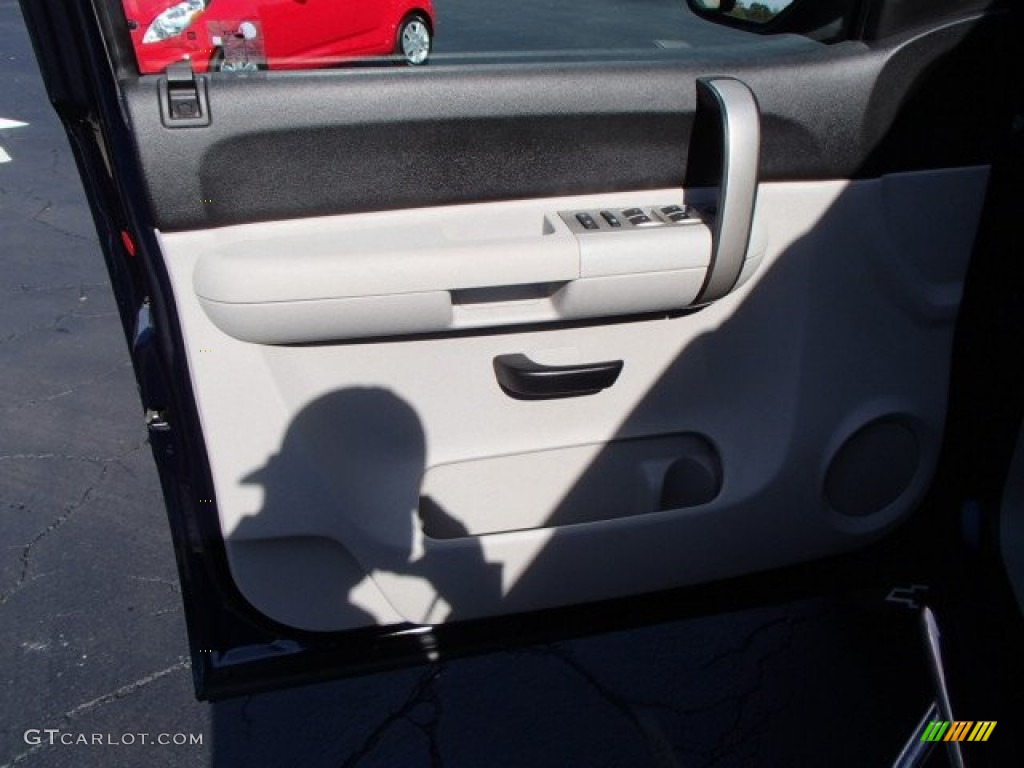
[[560, 205, 703, 233]]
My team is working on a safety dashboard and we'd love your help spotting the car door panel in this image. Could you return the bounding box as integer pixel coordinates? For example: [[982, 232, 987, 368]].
[[132, 17, 1003, 631], [156, 165, 987, 630], [16, 0, 1015, 696]]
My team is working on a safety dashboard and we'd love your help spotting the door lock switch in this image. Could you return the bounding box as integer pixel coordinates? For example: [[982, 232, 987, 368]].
[[159, 62, 211, 128], [576, 212, 600, 230], [657, 205, 694, 224]]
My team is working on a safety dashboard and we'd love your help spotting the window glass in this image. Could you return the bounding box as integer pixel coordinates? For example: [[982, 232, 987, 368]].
[[119, 0, 809, 76]]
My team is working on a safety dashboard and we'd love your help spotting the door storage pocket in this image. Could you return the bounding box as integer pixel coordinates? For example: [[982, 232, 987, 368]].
[[419, 433, 721, 539]]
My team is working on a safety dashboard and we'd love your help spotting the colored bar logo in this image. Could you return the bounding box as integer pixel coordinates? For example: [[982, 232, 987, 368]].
[[921, 721, 997, 742]]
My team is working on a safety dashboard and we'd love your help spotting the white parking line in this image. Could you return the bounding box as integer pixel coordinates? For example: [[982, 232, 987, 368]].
[[0, 117, 29, 164]]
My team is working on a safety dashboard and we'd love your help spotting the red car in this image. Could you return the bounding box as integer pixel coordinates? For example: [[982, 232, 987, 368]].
[[121, 0, 435, 74]]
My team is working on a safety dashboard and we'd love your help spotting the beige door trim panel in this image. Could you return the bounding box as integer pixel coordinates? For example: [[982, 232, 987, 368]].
[[158, 167, 988, 631]]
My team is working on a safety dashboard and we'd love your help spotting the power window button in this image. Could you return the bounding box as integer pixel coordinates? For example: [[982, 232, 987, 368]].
[[576, 213, 600, 230], [600, 211, 622, 228]]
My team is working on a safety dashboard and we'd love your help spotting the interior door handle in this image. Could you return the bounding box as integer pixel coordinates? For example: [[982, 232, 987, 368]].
[[493, 354, 623, 399], [692, 76, 761, 304]]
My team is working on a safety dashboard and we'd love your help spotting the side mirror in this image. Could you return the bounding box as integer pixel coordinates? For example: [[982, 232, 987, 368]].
[[688, 0, 796, 26], [685, 0, 853, 43]]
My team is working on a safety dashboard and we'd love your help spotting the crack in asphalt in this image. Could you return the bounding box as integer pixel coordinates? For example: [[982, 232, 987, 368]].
[[0, 436, 149, 606], [525, 644, 685, 768], [696, 615, 793, 675], [0, 453, 124, 465], [8, 281, 109, 296], [0, 439, 147, 469], [238, 696, 255, 739], [0, 464, 109, 607], [128, 575, 181, 595], [340, 665, 446, 768], [516, 614, 808, 767], [28, 197, 96, 243], [331, 615, 812, 768], [0, 284, 120, 348], [65, 658, 193, 719], [0, 741, 44, 767], [701, 616, 805, 767], [0, 439, 146, 606], [0, 360, 133, 414], [0, 657, 192, 768], [128, 575, 183, 617]]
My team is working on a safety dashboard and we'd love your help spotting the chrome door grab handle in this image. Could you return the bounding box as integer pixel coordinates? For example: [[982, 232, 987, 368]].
[[693, 76, 761, 304]]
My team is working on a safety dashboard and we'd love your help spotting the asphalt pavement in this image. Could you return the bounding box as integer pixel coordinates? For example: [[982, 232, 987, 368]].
[[1, 1, 938, 766]]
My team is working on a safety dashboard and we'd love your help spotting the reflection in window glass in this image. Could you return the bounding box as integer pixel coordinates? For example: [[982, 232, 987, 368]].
[[725, 1, 792, 24], [119, 0, 786, 75]]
